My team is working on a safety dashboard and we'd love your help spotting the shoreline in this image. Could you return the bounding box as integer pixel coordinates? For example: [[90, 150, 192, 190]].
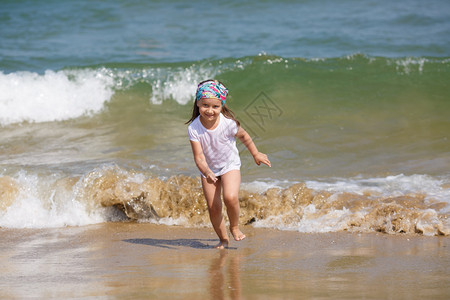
[[1, 223, 449, 299]]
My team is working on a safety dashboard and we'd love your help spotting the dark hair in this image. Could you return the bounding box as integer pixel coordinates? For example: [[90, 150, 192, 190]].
[[185, 79, 240, 126]]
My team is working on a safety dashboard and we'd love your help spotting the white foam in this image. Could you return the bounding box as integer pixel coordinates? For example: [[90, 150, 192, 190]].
[[0, 170, 106, 228], [0, 69, 114, 126], [145, 216, 190, 227], [251, 174, 449, 234], [0, 61, 247, 126], [0, 194, 106, 229], [149, 65, 215, 105], [253, 203, 359, 233], [305, 174, 450, 203], [296, 204, 353, 233], [394, 57, 427, 74], [147, 60, 254, 105], [241, 179, 295, 193]]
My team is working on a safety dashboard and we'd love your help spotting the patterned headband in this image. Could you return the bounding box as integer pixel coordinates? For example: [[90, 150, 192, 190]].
[[195, 80, 228, 105]]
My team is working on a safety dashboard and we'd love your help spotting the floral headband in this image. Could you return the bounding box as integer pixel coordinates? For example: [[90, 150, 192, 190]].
[[195, 80, 228, 105]]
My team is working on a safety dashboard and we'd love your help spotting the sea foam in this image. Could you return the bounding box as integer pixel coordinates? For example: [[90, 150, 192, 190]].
[[0, 64, 220, 126], [148, 65, 215, 105], [0, 69, 114, 126], [0, 171, 107, 228], [1, 168, 448, 235], [304, 174, 450, 204]]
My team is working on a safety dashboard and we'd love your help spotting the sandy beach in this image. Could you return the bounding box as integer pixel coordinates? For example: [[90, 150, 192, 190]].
[[0, 223, 448, 299]]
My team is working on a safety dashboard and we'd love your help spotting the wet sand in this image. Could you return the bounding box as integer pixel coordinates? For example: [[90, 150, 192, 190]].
[[0, 223, 449, 299]]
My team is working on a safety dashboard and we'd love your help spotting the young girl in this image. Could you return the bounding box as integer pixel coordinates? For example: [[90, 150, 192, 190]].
[[186, 79, 271, 249]]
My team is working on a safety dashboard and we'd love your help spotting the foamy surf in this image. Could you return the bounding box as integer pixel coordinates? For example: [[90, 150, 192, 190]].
[[114, 59, 246, 104], [0, 69, 115, 126], [147, 64, 217, 105], [248, 175, 449, 236], [0, 166, 448, 235], [304, 174, 450, 205], [0, 63, 222, 126], [0, 171, 109, 228]]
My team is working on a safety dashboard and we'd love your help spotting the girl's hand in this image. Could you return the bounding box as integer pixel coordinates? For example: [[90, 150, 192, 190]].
[[206, 171, 218, 183], [254, 152, 271, 167]]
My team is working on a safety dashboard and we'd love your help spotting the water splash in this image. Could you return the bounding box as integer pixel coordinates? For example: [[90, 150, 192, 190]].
[[1, 166, 448, 235]]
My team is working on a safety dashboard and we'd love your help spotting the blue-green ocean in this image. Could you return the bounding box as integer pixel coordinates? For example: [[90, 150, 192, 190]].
[[0, 0, 449, 234]]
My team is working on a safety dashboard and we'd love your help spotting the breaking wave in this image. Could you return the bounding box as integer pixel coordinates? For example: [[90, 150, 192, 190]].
[[1, 165, 448, 236], [2, 54, 447, 126]]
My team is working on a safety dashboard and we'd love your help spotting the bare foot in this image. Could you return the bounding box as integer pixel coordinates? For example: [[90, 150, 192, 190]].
[[214, 239, 229, 249], [230, 226, 246, 241]]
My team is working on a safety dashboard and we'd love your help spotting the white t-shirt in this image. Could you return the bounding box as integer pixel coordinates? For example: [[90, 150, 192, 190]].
[[188, 113, 241, 176]]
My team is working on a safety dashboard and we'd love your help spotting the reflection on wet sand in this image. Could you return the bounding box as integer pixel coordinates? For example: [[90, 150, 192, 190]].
[[209, 250, 242, 300], [1, 223, 449, 299]]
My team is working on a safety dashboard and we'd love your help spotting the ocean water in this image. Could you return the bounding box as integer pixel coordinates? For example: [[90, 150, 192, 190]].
[[1, 0, 449, 235]]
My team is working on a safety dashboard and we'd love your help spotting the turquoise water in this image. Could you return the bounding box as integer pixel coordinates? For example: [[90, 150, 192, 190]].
[[2, 0, 449, 72], [0, 0, 449, 233]]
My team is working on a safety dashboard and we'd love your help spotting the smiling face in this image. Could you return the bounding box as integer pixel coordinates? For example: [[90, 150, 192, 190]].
[[197, 97, 222, 127]]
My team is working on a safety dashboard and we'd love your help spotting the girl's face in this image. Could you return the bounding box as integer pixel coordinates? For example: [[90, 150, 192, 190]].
[[197, 98, 222, 123]]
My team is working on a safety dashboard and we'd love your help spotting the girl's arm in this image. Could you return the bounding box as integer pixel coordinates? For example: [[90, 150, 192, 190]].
[[236, 127, 271, 167], [189, 140, 218, 183]]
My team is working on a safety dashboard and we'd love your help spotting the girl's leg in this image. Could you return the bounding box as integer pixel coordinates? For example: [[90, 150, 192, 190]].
[[201, 176, 229, 248], [221, 170, 246, 241]]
